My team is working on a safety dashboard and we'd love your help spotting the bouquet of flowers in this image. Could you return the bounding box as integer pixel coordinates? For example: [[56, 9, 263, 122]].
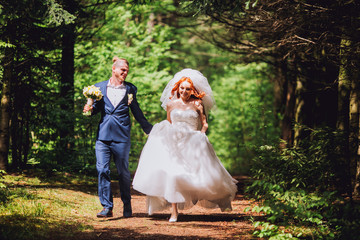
[[83, 85, 103, 116]]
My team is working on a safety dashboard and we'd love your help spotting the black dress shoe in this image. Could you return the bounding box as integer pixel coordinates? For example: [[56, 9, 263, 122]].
[[96, 208, 113, 218], [123, 204, 132, 218]]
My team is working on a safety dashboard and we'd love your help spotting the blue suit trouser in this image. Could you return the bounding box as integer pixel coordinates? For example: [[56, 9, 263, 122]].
[[95, 140, 131, 210]]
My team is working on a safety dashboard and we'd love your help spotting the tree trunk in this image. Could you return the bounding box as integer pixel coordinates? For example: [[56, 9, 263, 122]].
[[278, 61, 295, 147], [337, 39, 352, 196], [355, 148, 360, 197], [23, 95, 30, 165], [293, 70, 314, 146], [59, 23, 75, 158], [0, 46, 13, 171], [349, 70, 360, 197], [349, 42, 360, 197], [10, 110, 20, 169]]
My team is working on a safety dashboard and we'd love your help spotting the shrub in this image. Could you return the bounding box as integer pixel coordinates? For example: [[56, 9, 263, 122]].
[[247, 127, 360, 239]]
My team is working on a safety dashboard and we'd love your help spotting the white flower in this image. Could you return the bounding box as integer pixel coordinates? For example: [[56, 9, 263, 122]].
[[128, 94, 133, 105], [83, 85, 103, 100]]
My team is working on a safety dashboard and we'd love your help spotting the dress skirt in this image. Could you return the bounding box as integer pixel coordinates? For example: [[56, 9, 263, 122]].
[[132, 118, 238, 215]]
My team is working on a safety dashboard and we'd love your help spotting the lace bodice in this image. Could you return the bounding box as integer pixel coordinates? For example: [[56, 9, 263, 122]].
[[170, 109, 199, 131]]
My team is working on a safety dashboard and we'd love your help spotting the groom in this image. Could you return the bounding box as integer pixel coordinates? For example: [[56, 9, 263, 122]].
[[83, 57, 152, 218]]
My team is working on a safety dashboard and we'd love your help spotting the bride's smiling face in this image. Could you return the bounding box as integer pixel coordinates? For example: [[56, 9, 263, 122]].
[[179, 81, 192, 101]]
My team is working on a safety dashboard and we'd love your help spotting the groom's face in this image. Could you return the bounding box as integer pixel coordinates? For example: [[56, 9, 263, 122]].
[[113, 61, 129, 82]]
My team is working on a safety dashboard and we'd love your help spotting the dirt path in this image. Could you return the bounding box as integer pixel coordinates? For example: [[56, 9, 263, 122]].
[[77, 177, 259, 240]]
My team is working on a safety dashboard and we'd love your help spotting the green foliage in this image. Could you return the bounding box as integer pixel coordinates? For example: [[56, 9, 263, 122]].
[[0, 170, 9, 204], [248, 181, 336, 230], [252, 127, 345, 191], [246, 127, 360, 239], [0, 0, 82, 171], [45, 0, 76, 26], [74, 2, 270, 175], [2, 0, 276, 177], [0, 41, 15, 49], [208, 63, 278, 174], [0, 0, 75, 28], [253, 221, 297, 239], [74, 3, 176, 169]]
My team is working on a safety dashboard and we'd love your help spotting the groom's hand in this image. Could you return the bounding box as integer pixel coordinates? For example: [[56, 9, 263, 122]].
[[83, 104, 92, 113]]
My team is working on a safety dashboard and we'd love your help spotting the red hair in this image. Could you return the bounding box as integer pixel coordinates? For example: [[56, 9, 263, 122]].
[[171, 77, 205, 99]]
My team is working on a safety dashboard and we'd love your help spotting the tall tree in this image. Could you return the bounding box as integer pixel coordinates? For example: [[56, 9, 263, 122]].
[[0, 41, 14, 170], [178, 0, 360, 195], [59, 0, 77, 159], [0, 0, 75, 170]]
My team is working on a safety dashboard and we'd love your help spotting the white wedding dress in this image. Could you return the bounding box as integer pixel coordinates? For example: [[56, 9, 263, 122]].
[[132, 109, 238, 215]]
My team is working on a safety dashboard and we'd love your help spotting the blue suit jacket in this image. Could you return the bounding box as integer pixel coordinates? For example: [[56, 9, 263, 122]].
[[91, 80, 152, 142]]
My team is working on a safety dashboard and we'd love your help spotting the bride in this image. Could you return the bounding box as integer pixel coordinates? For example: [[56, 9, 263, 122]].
[[132, 69, 238, 222]]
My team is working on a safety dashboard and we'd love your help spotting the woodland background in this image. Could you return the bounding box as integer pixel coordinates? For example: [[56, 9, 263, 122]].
[[1, 0, 360, 239]]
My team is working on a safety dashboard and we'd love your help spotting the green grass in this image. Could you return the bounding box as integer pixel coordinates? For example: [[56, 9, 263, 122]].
[[0, 170, 99, 240]]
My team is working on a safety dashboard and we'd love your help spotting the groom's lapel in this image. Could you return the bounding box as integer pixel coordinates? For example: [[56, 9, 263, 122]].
[[120, 83, 130, 106], [124, 83, 130, 103], [101, 80, 114, 112]]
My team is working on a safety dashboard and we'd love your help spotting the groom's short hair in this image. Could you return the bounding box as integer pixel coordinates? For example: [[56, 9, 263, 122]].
[[112, 56, 129, 68]]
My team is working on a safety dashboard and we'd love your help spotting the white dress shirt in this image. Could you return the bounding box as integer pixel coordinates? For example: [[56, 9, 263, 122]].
[[107, 81, 126, 108]]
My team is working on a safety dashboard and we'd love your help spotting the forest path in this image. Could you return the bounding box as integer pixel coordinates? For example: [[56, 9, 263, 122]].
[[77, 176, 259, 240]]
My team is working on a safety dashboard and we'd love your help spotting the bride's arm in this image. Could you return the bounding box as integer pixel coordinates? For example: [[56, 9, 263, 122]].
[[166, 102, 173, 123], [196, 100, 208, 133]]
